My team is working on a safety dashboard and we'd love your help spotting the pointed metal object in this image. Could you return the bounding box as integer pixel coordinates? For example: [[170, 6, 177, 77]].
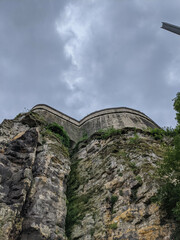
[[161, 22, 180, 35]]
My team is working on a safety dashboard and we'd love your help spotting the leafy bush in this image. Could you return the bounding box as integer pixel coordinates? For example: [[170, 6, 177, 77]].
[[78, 132, 88, 142], [155, 93, 180, 233], [158, 135, 180, 182], [174, 92, 180, 125], [46, 122, 70, 148], [110, 195, 118, 213], [109, 222, 118, 229], [149, 126, 180, 140], [128, 162, 139, 175], [155, 134, 180, 222], [119, 189, 123, 196], [149, 128, 165, 140], [135, 175, 143, 185], [171, 228, 180, 240], [110, 195, 118, 205], [98, 127, 121, 139], [163, 126, 180, 137], [129, 133, 140, 144], [71, 132, 89, 155]]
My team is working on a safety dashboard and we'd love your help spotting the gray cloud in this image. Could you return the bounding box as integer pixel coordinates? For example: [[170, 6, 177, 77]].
[[0, 0, 179, 128], [0, 0, 70, 117]]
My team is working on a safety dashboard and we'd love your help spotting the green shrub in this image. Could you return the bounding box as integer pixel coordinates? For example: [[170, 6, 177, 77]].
[[66, 192, 91, 237], [78, 132, 88, 143], [98, 127, 121, 139], [111, 195, 118, 205], [174, 92, 180, 125], [119, 190, 123, 196], [106, 195, 119, 213], [171, 228, 180, 240], [155, 133, 180, 222], [128, 162, 139, 175], [129, 133, 140, 144], [118, 172, 123, 177], [71, 132, 89, 155], [46, 122, 70, 148], [163, 126, 180, 137], [129, 162, 136, 169], [90, 228, 95, 236], [158, 135, 180, 182], [135, 175, 143, 185], [110, 195, 118, 212], [149, 127, 180, 140], [149, 128, 165, 140], [109, 222, 118, 230], [173, 201, 180, 221], [164, 92, 180, 238], [151, 93, 180, 238]]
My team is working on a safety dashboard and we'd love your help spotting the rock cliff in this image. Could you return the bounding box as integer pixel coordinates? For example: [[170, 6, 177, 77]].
[[0, 111, 176, 239]]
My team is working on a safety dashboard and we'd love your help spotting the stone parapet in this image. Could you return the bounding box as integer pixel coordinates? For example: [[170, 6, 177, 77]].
[[31, 104, 160, 142]]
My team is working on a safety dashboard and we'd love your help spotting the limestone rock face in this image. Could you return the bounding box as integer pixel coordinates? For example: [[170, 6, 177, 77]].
[[0, 112, 176, 239], [0, 113, 70, 239], [66, 130, 175, 239]]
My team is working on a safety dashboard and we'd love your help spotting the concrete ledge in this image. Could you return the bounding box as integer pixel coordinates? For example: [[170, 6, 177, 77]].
[[31, 104, 160, 142]]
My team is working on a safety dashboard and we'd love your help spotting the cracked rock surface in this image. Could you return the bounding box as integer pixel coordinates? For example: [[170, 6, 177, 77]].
[[66, 131, 175, 239], [0, 114, 70, 239], [0, 113, 176, 239]]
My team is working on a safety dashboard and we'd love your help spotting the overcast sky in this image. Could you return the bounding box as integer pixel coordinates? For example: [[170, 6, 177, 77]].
[[0, 0, 180, 128]]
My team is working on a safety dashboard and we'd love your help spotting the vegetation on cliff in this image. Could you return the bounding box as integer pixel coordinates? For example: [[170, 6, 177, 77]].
[[1, 95, 180, 239], [65, 124, 174, 239], [64, 92, 180, 239], [174, 92, 180, 125], [46, 122, 70, 148], [154, 92, 180, 238]]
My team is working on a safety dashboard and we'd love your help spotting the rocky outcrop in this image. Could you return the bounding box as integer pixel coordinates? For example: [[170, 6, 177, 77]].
[[0, 111, 176, 239], [0, 113, 70, 239], [66, 130, 175, 239]]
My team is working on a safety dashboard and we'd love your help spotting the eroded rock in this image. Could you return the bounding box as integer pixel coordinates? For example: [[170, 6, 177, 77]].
[[66, 131, 175, 239], [0, 114, 71, 240], [0, 113, 177, 239]]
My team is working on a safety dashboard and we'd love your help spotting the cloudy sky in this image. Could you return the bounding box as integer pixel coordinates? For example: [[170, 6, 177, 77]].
[[0, 0, 180, 128]]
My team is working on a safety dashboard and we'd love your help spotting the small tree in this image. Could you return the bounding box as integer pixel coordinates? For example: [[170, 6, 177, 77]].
[[173, 92, 180, 125], [155, 92, 180, 224], [157, 135, 180, 219]]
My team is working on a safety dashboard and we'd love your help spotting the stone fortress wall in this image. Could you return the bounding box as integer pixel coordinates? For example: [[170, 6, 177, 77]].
[[31, 104, 160, 143]]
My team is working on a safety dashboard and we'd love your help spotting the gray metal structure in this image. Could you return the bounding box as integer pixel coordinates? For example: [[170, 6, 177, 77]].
[[161, 22, 180, 35]]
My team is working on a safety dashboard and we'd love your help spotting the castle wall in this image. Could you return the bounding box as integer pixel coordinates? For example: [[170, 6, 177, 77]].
[[31, 108, 80, 142], [31, 104, 160, 143]]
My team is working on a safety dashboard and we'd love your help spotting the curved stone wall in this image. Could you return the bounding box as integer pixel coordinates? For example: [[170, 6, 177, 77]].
[[31, 104, 160, 142]]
